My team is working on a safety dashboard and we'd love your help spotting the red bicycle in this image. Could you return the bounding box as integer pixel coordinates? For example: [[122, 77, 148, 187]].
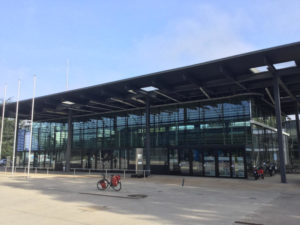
[[97, 174, 122, 191]]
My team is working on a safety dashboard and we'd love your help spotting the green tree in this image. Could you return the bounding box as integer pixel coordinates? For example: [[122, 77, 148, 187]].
[[0, 118, 15, 159]]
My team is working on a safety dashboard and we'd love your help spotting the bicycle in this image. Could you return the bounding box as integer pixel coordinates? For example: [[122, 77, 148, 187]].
[[97, 174, 122, 191]]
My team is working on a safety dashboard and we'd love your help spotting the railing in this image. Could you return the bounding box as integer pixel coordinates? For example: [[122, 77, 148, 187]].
[[0, 166, 151, 179], [0, 166, 55, 175], [70, 168, 151, 180]]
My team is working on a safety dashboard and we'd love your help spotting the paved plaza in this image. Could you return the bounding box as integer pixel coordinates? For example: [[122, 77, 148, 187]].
[[0, 172, 299, 225]]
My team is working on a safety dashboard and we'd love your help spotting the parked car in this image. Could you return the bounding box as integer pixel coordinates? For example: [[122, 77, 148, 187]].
[[0, 159, 7, 166]]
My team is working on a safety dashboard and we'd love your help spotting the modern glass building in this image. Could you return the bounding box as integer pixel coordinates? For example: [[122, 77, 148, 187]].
[[3, 42, 300, 181], [15, 95, 290, 178]]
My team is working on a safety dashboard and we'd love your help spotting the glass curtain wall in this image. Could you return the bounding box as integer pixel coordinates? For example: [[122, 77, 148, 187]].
[[16, 96, 253, 177], [249, 97, 290, 170]]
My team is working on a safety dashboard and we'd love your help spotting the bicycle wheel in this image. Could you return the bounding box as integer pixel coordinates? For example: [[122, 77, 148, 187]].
[[112, 181, 122, 191], [97, 179, 109, 191]]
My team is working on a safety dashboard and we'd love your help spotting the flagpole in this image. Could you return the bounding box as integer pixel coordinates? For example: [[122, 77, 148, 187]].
[[0, 85, 7, 159], [12, 80, 21, 174], [27, 76, 36, 177]]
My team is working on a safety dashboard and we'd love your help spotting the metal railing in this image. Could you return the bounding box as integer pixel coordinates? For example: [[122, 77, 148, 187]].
[[70, 168, 151, 180], [0, 166, 151, 179], [0, 166, 55, 175]]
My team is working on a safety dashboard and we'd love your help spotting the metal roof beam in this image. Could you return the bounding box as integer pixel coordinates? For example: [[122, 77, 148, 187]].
[[131, 97, 145, 105], [154, 90, 180, 103], [199, 87, 210, 99], [89, 100, 125, 110], [110, 97, 137, 107], [265, 57, 300, 107], [203, 66, 300, 88], [183, 73, 211, 99], [219, 66, 248, 91], [265, 88, 275, 105]]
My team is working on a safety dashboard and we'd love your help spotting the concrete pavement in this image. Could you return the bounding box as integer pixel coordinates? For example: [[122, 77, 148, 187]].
[[0, 172, 299, 225]]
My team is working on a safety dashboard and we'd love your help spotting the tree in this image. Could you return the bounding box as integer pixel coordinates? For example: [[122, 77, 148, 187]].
[[0, 118, 15, 158], [0, 97, 15, 159]]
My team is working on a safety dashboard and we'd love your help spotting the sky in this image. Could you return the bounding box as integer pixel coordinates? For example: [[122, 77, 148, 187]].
[[0, 0, 300, 101]]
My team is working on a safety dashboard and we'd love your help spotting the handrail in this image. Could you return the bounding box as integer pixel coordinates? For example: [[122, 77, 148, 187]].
[[70, 168, 151, 179], [0, 166, 151, 179]]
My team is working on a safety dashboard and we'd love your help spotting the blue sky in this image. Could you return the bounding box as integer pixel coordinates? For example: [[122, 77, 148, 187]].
[[0, 0, 300, 101]]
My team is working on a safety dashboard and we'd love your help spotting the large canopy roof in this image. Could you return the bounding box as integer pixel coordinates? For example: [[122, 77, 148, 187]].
[[3, 41, 300, 122]]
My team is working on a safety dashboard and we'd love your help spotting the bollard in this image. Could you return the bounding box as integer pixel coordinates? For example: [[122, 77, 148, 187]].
[[35, 168, 37, 174], [47, 168, 49, 175], [182, 178, 185, 188], [24, 167, 26, 174], [144, 170, 146, 181], [89, 169, 91, 175], [123, 170, 126, 179], [73, 169, 76, 175]]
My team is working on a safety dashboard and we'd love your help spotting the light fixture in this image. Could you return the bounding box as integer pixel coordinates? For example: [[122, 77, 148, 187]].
[[140, 86, 159, 92], [62, 101, 75, 105], [128, 89, 137, 94], [273, 61, 296, 70], [249, 66, 268, 74]]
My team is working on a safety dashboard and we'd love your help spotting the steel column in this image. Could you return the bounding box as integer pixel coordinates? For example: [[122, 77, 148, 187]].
[[295, 104, 300, 159], [273, 73, 287, 183], [145, 96, 150, 175], [66, 110, 73, 172]]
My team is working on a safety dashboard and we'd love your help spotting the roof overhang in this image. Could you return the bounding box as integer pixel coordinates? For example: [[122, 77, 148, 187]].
[[2, 41, 300, 122]]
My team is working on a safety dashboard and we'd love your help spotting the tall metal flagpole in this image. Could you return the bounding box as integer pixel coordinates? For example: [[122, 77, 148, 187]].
[[27, 76, 36, 177], [12, 80, 21, 174], [0, 85, 7, 159]]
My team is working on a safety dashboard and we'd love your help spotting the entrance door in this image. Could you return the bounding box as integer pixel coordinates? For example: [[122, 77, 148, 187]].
[[101, 149, 112, 169], [204, 151, 216, 176], [218, 151, 230, 177], [112, 149, 120, 169], [231, 151, 245, 178], [169, 148, 180, 174], [179, 148, 191, 175], [192, 149, 203, 176]]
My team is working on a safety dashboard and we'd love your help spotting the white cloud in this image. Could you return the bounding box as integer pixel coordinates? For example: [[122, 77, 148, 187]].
[[119, 4, 255, 74]]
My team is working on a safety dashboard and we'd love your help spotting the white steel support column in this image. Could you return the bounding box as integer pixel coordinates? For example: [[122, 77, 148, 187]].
[[0, 85, 7, 159]]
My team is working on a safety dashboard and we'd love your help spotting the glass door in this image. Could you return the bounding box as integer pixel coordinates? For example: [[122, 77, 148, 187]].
[[192, 149, 203, 176], [120, 149, 128, 169], [101, 149, 112, 169], [204, 151, 216, 176], [179, 148, 191, 175], [169, 148, 180, 174], [218, 151, 230, 177], [231, 151, 245, 178], [112, 149, 120, 169]]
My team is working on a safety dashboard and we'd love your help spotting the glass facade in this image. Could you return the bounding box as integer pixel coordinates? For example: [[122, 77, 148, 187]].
[[15, 96, 291, 178]]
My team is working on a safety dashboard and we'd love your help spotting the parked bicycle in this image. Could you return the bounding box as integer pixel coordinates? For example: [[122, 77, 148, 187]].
[[253, 166, 264, 180], [263, 162, 276, 176], [97, 174, 122, 191]]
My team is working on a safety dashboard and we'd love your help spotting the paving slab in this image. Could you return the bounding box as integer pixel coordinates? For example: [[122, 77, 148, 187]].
[[0, 172, 299, 225]]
